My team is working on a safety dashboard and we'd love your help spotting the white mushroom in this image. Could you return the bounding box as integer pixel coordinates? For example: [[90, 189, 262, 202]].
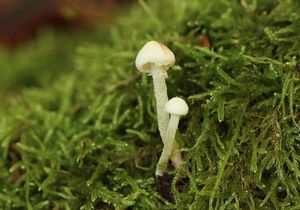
[[135, 41, 175, 142], [156, 97, 189, 176], [136, 41, 184, 172]]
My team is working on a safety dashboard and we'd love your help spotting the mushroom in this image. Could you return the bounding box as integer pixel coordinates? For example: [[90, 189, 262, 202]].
[[135, 41, 175, 141], [135, 41, 183, 166], [156, 97, 189, 176]]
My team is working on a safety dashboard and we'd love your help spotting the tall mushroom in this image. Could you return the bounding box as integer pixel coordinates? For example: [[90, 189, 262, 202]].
[[135, 41, 183, 166], [156, 97, 189, 176]]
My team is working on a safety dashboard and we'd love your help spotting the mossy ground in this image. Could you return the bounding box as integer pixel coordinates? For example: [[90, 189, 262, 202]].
[[1, 0, 300, 209]]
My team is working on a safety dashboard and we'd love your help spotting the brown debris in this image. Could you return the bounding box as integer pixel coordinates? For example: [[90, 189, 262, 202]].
[[9, 143, 22, 182], [0, 0, 133, 47], [199, 34, 211, 49]]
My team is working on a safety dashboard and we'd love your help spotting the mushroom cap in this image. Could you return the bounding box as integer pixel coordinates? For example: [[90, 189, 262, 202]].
[[165, 97, 189, 116], [135, 40, 175, 73]]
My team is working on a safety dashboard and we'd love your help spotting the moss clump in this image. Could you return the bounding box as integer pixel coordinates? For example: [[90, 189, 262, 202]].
[[1, 0, 300, 209]]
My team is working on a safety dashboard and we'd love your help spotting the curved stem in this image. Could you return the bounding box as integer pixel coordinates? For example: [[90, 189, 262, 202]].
[[151, 68, 169, 142], [151, 68, 183, 170], [156, 115, 179, 175]]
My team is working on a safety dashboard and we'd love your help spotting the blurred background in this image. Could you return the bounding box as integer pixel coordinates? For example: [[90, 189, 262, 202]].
[[0, 0, 133, 101]]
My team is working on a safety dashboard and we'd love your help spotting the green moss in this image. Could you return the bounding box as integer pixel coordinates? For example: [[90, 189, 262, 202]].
[[1, 0, 300, 209]]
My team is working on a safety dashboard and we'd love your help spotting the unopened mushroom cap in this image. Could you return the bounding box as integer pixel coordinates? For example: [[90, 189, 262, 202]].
[[165, 97, 189, 116], [135, 41, 175, 73]]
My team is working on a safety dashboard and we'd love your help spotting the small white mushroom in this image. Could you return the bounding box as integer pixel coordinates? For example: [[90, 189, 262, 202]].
[[156, 97, 189, 176], [135, 41, 175, 141], [136, 41, 184, 171]]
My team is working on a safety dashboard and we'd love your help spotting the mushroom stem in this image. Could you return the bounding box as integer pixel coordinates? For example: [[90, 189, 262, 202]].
[[156, 114, 180, 176], [152, 68, 183, 168], [151, 68, 169, 141]]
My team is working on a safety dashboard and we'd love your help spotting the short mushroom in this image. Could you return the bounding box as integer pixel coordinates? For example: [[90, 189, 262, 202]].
[[156, 97, 189, 176]]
